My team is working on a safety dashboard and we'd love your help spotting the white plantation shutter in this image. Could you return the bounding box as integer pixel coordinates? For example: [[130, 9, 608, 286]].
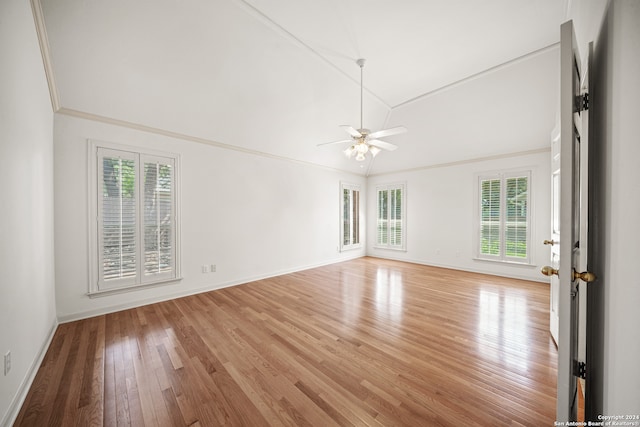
[[478, 172, 530, 263], [343, 188, 350, 245], [95, 146, 178, 291], [352, 189, 359, 245], [390, 187, 402, 246], [376, 184, 405, 250], [340, 183, 361, 250], [377, 189, 388, 245], [505, 175, 529, 259], [143, 156, 175, 278], [480, 178, 501, 257], [98, 148, 138, 286]]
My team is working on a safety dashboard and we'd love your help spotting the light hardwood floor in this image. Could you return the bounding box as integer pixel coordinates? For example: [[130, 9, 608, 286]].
[[15, 257, 557, 426]]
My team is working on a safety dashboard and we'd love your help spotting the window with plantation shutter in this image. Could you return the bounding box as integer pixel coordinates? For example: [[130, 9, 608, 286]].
[[480, 178, 501, 257], [340, 182, 361, 251], [143, 157, 175, 277], [376, 183, 406, 250], [478, 171, 531, 263], [100, 150, 138, 284], [91, 143, 180, 294]]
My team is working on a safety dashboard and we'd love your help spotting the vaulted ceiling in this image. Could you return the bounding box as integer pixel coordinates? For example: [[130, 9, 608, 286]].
[[38, 0, 567, 175]]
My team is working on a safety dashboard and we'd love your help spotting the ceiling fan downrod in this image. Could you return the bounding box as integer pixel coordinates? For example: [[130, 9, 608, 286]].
[[357, 58, 365, 130], [315, 58, 406, 162]]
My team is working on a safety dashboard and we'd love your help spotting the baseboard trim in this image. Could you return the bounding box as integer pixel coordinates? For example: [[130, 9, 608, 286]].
[[57, 254, 363, 323], [1, 319, 58, 427], [366, 254, 548, 283], [1, 253, 541, 425]]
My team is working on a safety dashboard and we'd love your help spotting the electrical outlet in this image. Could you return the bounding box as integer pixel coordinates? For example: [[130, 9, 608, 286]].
[[4, 351, 11, 376], [201, 265, 208, 274], [210, 264, 216, 273]]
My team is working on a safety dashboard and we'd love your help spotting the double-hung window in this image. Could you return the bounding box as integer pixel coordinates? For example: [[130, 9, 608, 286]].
[[478, 171, 531, 263], [376, 183, 406, 250], [340, 182, 361, 251], [90, 141, 180, 294]]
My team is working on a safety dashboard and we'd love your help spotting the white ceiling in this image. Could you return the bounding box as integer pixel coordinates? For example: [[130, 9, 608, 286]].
[[39, 0, 567, 175]]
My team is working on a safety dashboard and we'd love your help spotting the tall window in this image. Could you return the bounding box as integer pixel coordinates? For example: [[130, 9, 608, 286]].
[[340, 183, 361, 251], [376, 183, 406, 250], [478, 171, 531, 263], [90, 142, 180, 293]]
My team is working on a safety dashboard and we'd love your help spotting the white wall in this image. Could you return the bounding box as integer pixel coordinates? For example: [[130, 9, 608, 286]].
[[568, 0, 610, 55], [564, 0, 640, 416], [54, 113, 366, 321], [366, 150, 551, 282], [0, 0, 57, 425], [593, 0, 640, 415], [364, 40, 556, 282]]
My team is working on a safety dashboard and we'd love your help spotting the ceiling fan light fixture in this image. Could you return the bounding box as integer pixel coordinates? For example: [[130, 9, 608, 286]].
[[344, 145, 355, 158], [317, 58, 406, 163], [355, 142, 369, 154]]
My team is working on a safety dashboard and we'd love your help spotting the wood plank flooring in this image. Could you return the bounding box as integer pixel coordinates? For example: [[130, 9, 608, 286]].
[[15, 257, 557, 426]]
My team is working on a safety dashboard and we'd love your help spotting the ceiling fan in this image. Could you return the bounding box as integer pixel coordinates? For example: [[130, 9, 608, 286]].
[[318, 58, 407, 162]]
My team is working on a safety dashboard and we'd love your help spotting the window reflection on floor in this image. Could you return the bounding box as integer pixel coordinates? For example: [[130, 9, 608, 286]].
[[478, 289, 530, 371], [375, 268, 404, 322], [340, 270, 363, 325]]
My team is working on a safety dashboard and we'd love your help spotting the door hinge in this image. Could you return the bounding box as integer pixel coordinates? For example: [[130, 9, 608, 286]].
[[573, 360, 587, 379], [575, 93, 589, 112]]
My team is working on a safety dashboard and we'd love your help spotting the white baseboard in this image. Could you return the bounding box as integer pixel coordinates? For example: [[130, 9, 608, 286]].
[[0, 252, 541, 426], [366, 253, 548, 283], [57, 253, 363, 324], [58, 252, 544, 324], [1, 320, 58, 427]]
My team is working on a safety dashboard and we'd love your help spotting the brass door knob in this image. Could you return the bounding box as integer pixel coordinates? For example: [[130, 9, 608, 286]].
[[541, 266, 596, 282], [543, 239, 556, 246], [572, 269, 597, 282], [541, 266, 559, 277]]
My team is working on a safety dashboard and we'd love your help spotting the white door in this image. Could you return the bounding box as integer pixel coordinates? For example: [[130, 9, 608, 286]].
[[543, 20, 593, 422], [548, 127, 561, 345]]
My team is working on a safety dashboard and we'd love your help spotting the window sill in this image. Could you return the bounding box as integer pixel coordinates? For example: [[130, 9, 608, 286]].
[[373, 246, 407, 252], [473, 257, 536, 268], [88, 277, 183, 298], [340, 244, 362, 252]]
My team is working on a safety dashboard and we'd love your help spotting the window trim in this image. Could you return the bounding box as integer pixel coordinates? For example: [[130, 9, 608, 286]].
[[87, 139, 182, 296], [475, 170, 532, 265], [339, 182, 362, 252], [374, 182, 407, 251]]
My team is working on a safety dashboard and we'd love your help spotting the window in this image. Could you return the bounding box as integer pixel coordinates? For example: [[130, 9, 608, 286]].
[[376, 183, 406, 250], [340, 183, 361, 251], [478, 171, 531, 263], [89, 141, 180, 293]]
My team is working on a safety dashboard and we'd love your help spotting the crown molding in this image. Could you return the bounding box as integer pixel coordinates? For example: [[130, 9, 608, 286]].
[[56, 107, 366, 177], [30, 0, 60, 112], [368, 147, 551, 177], [32, 0, 553, 179], [56, 107, 550, 179]]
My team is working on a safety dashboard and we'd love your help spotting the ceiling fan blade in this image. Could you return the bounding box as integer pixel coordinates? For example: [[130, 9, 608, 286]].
[[317, 139, 352, 147], [368, 139, 398, 151], [340, 125, 362, 138], [368, 126, 407, 140]]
